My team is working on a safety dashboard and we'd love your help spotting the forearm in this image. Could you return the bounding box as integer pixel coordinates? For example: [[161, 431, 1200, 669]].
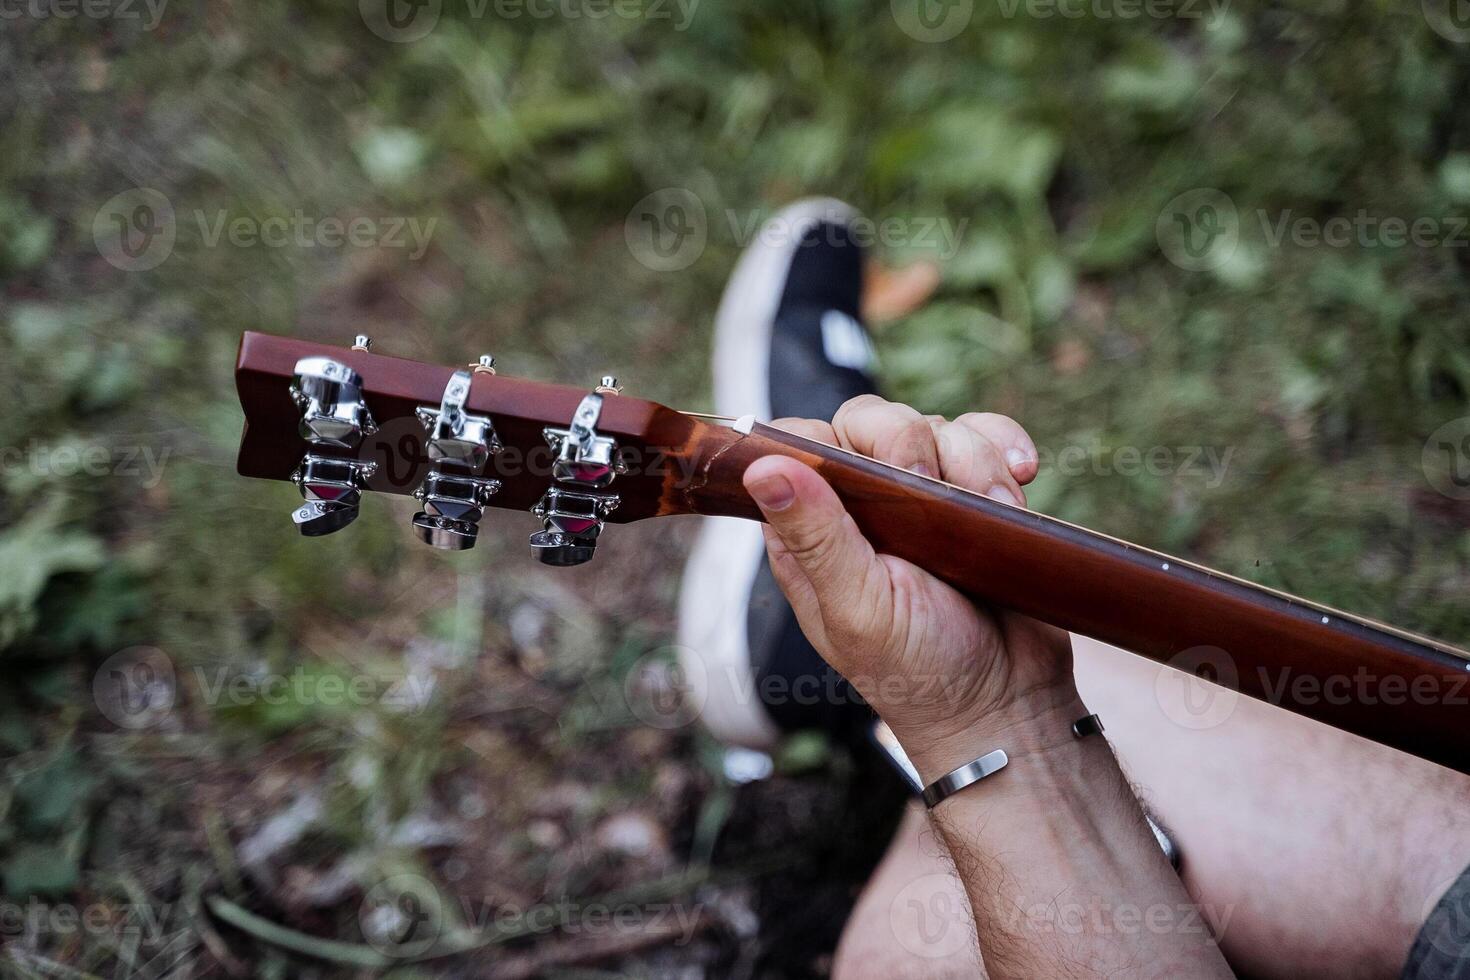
[[904, 689, 1235, 979]]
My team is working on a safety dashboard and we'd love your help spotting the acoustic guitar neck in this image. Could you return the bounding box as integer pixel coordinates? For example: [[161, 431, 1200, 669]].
[[234, 331, 1470, 775], [675, 416, 1470, 774]]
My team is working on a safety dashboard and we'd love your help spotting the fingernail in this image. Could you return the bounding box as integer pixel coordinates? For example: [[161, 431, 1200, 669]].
[[911, 463, 934, 478], [748, 474, 796, 511], [987, 485, 1020, 506], [1005, 448, 1033, 469]]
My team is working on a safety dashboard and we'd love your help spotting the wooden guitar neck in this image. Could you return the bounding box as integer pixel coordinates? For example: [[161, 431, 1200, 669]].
[[675, 417, 1470, 774]]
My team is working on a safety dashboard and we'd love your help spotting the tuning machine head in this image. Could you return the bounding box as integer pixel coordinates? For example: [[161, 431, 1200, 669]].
[[288, 354, 379, 536], [290, 453, 376, 535], [291, 357, 376, 449], [529, 487, 619, 566], [531, 384, 625, 566], [543, 390, 628, 489], [410, 369, 503, 551]]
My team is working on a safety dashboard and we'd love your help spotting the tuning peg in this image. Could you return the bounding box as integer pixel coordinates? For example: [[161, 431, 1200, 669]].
[[543, 390, 627, 489], [472, 354, 496, 375], [291, 357, 376, 449], [529, 487, 619, 566], [410, 370, 502, 551], [290, 454, 376, 536], [352, 335, 373, 352], [531, 385, 626, 566], [288, 356, 378, 536], [293, 499, 360, 537]]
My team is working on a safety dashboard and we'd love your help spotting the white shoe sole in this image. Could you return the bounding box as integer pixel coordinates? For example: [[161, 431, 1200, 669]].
[[677, 198, 859, 749]]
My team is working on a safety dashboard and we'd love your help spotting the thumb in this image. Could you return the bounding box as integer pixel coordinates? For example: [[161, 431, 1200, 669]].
[[743, 456, 891, 640]]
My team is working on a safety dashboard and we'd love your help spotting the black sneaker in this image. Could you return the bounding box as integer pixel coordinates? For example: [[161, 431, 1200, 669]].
[[677, 199, 881, 751]]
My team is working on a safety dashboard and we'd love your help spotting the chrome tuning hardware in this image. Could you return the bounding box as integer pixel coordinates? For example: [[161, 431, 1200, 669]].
[[291, 356, 376, 449], [289, 356, 378, 536], [531, 385, 625, 566], [291, 455, 377, 536], [544, 387, 627, 488], [410, 369, 503, 551]]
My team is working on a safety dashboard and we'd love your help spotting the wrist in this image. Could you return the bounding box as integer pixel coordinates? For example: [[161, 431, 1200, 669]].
[[893, 682, 1087, 787]]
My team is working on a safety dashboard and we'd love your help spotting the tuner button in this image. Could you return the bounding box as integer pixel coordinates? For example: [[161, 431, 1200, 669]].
[[530, 528, 597, 566], [293, 500, 359, 537], [352, 335, 372, 352], [411, 512, 478, 551], [474, 354, 497, 375], [596, 375, 621, 395]]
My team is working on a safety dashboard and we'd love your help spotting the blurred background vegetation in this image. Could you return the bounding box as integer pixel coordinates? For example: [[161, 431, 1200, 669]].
[[2, 0, 1469, 976]]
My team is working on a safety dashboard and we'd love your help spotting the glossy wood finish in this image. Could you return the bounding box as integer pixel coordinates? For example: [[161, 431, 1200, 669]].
[[677, 419, 1470, 774], [238, 333, 1470, 773], [236, 332, 698, 522]]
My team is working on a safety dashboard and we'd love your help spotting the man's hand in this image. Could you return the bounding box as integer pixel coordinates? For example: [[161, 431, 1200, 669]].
[[743, 395, 1235, 979], [740, 394, 1075, 781]]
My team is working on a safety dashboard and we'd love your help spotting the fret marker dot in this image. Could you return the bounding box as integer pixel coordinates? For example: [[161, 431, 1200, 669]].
[[1161, 563, 1170, 571], [1321, 616, 1329, 624]]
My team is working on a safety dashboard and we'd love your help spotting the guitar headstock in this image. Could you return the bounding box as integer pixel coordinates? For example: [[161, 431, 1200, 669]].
[[235, 331, 749, 565]]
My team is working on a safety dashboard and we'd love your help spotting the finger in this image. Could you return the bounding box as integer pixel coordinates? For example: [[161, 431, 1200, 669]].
[[934, 418, 1027, 507], [953, 412, 1039, 485], [770, 417, 838, 447], [831, 395, 941, 477], [743, 454, 892, 648]]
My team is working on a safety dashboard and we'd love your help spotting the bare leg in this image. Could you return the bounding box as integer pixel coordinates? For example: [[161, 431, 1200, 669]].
[[835, 637, 1470, 980], [833, 804, 987, 979]]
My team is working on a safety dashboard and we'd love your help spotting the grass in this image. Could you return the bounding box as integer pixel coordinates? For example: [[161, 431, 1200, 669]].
[[1, 1, 1468, 975]]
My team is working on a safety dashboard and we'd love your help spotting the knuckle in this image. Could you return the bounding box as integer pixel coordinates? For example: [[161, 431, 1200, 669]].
[[876, 412, 933, 465], [939, 422, 1005, 488], [833, 393, 886, 427]]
